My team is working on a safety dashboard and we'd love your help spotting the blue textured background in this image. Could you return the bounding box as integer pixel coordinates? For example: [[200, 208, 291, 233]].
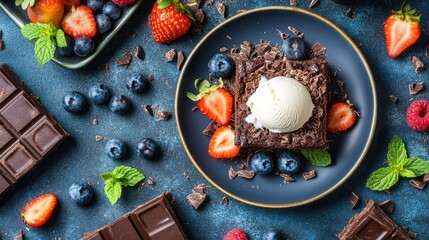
[[1, 0, 429, 239]]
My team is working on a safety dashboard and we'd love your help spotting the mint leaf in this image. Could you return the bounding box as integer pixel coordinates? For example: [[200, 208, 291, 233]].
[[34, 36, 55, 65], [401, 157, 429, 178], [387, 135, 407, 166], [56, 29, 67, 48], [101, 172, 115, 181], [366, 167, 399, 191], [21, 23, 43, 40], [112, 166, 145, 187], [301, 149, 331, 167], [104, 179, 122, 205]]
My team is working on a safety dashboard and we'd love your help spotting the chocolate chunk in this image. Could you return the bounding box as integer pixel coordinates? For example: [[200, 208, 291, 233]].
[[194, 9, 205, 23], [155, 111, 172, 121], [379, 200, 395, 215], [134, 45, 145, 60], [409, 179, 426, 190], [228, 166, 237, 179], [149, 74, 155, 81], [141, 105, 154, 117], [165, 49, 176, 62], [407, 231, 418, 238], [425, 46, 429, 60], [0, 30, 4, 51], [423, 173, 429, 183], [177, 51, 185, 70], [311, 42, 327, 58], [337, 200, 411, 240], [309, 0, 318, 8], [237, 170, 255, 179], [221, 196, 229, 205], [349, 192, 360, 209], [346, 8, 356, 18], [280, 173, 294, 183], [147, 176, 156, 185], [116, 51, 132, 67], [216, 1, 226, 17], [288, 26, 300, 35], [81, 193, 187, 240], [187, 183, 207, 209], [412, 56, 425, 73], [388, 94, 398, 103], [192, 24, 203, 36], [289, 0, 297, 6], [302, 170, 316, 180], [409, 82, 424, 94], [203, 121, 220, 137], [14, 230, 24, 240]]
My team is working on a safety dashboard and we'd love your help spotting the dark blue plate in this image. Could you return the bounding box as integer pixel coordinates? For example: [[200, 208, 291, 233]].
[[175, 6, 377, 208]]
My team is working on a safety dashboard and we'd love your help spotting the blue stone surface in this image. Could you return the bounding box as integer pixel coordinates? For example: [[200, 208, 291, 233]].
[[1, 0, 429, 239]]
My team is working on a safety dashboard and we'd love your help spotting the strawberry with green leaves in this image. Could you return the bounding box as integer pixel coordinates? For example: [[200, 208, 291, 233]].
[[149, 0, 194, 43], [384, 2, 421, 58], [186, 79, 233, 126]]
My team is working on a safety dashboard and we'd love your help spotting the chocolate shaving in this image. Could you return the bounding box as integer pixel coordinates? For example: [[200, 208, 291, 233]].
[[228, 166, 237, 179], [183, 171, 190, 180], [288, 26, 301, 35], [298, 33, 304, 38], [177, 51, 185, 70], [378, 200, 395, 215], [194, 9, 205, 23], [134, 45, 144, 60], [349, 192, 360, 209], [226, 34, 232, 40], [14, 230, 24, 240], [221, 196, 229, 205], [423, 173, 429, 183], [276, 29, 289, 40], [237, 163, 244, 169], [216, 1, 226, 17], [191, 106, 198, 112], [409, 179, 426, 190], [346, 8, 356, 18], [302, 170, 316, 180], [237, 170, 255, 179], [426, 46, 429, 60], [0, 30, 4, 51], [149, 74, 155, 81], [116, 52, 132, 67], [220, 47, 228, 52], [165, 49, 176, 62], [155, 111, 172, 121], [337, 80, 345, 92], [187, 183, 207, 209], [309, 0, 318, 8], [408, 82, 424, 95], [289, 0, 297, 6], [92, 119, 98, 125], [237, 9, 247, 14], [388, 94, 398, 103], [141, 105, 154, 116], [412, 56, 425, 73], [205, 0, 214, 6], [407, 231, 418, 238], [147, 176, 156, 185], [280, 173, 294, 183], [95, 135, 103, 141]]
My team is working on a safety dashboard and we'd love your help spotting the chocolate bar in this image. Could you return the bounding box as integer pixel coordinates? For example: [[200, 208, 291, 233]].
[[82, 193, 188, 240], [337, 200, 411, 240], [0, 64, 68, 197]]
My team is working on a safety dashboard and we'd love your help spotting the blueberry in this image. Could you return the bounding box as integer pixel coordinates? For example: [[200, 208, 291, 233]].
[[281, 37, 307, 60], [207, 53, 234, 78], [57, 34, 75, 57], [109, 94, 131, 114], [104, 139, 127, 159], [74, 37, 95, 57], [277, 151, 301, 174], [263, 230, 283, 240], [137, 138, 161, 160], [69, 181, 93, 206], [62, 91, 86, 113], [96, 14, 111, 34], [250, 152, 274, 175], [87, 0, 105, 13], [88, 83, 110, 104], [102, 2, 121, 20], [126, 73, 148, 93]]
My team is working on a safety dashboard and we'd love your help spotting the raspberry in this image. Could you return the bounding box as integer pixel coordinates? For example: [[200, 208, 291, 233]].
[[112, 0, 135, 6], [406, 100, 429, 131], [224, 228, 248, 240]]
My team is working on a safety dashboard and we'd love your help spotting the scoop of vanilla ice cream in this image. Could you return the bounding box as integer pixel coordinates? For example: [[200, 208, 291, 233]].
[[245, 76, 314, 133]]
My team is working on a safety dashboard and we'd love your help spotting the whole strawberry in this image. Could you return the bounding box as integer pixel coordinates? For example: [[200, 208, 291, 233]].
[[27, 0, 64, 28], [149, 0, 194, 43], [112, 0, 135, 6], [224, 228, 248, 240]]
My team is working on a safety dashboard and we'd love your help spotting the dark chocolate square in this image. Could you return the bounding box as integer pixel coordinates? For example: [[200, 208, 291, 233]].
[[355, 218, 389, 239], [22, 117, 63, 156], [100, 217, 141, 240], [1, 93, 40, 133], [0, 144, 37, 180], [0, 124, 13, 151], [0, 69, 17, 104], [0, 173, 10, 194]]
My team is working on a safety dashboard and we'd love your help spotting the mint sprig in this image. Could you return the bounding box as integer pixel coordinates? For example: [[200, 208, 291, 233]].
[[366, 136, 429, 191], [21, 23, 67, 66], [301, 149, 331, 167], [101, 166, 145, 205]]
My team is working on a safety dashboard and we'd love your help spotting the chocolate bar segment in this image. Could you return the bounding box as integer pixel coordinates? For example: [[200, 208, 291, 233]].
[[0, 64, 68, 197], [82, 193, 187, 240], [337, 200, 410, 240]]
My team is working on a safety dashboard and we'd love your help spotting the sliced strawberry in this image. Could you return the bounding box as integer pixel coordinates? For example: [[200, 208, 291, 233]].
[[327, 101, 357, 133], [208, 126, 240, 159], [62, 5, 96, 38], [22, 193, 57, 228], [384, 2, 421, 58], [186, 79, 233, 126]]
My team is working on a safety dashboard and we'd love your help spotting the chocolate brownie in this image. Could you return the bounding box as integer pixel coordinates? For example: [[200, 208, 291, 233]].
[[233, 43, 329, 149]]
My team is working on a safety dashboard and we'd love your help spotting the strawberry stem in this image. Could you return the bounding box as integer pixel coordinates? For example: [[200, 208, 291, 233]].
[[394, 1, 420, 23]]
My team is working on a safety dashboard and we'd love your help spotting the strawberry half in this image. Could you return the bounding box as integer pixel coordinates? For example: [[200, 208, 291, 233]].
[[208, 126, 241, 159], [186, 78, 233, 126], [22, 193, 57, 228], [384, 2, 421, 58], [327, 101, 357, 133], [62, 5, 97, 38]]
